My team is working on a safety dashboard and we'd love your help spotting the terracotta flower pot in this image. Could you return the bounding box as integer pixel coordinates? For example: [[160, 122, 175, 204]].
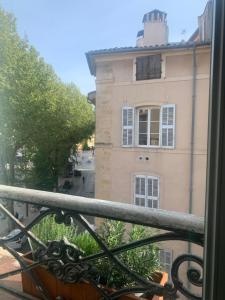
[[21, 253, 168, 300]]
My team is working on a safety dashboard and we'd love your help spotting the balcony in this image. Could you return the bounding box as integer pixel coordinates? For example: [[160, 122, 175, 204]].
[[0, 185, 203, 300]]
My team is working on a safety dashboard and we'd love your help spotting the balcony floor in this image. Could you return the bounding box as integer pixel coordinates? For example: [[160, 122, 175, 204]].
[[0, 248, 23, 300]]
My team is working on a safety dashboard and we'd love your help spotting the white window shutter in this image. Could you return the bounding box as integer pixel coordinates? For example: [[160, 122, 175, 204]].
[[147, 176, 159, 208], [122, 107, 134, 146], [135, 176, 146, 206], [160, 104, 176, 148]]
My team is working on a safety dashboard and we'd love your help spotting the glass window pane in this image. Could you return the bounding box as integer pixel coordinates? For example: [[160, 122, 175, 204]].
[[148, 178, 153, 196], [168, 128, 173, 146], [151, 108, 160, 121], [150, 122, 160, 133], [153, 179, 158, 197], [162, 128, 167, 146], [139, 134, 147, 145], [135, 178, 140, 194], [139, 109, 148, 121], [140, 178, 145, 195], [150, 134, 159, 146], [147, 199, 153, 208], [139, 121, 148, 133], [153, 200, 158, 208], [140, 198, 145, 206]]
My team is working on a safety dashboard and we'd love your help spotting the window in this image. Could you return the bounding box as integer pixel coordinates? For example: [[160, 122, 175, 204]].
[[138, 107, 160, 146], [159, 249, 172, 281], [136, 54, 161, 80], [122, 104, 175, 148], [135, 175, 159, 208]]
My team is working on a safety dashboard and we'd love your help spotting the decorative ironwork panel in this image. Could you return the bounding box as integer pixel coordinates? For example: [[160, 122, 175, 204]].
[[0, 186, 204, 300]]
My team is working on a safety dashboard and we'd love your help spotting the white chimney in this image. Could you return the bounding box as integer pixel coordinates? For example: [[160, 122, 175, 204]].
[[141, 10, 168, 46]]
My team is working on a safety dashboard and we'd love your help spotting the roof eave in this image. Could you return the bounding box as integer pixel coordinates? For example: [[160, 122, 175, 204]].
[[86, 41, 211, 76]]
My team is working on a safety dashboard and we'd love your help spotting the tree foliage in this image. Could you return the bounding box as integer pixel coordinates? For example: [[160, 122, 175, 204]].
[[0, 7, 95, 190]]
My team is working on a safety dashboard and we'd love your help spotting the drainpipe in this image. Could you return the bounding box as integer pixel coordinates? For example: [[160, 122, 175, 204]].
[[188, 46, 197, 275]]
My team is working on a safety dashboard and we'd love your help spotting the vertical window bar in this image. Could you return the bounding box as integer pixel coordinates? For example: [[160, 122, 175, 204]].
[[203, 0, 225, 299]]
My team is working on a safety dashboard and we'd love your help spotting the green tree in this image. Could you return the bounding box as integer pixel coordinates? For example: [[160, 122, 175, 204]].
[[0, 7, 95, 192]]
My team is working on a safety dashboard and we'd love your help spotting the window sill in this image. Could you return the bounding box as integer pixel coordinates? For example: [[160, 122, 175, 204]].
[[122, 145, 175, 150]]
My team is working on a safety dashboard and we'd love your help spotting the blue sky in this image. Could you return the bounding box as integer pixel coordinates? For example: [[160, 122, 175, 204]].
[[1, 0, 208, 95]]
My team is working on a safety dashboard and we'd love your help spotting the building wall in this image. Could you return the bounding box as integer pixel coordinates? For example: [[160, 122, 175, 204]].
[[95, 47, 210, 218], [93, 47, 210, 297]]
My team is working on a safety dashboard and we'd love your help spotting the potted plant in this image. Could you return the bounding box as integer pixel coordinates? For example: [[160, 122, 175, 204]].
[[21, 217, 168, 300]]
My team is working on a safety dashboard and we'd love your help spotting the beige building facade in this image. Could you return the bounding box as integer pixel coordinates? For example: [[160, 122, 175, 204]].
[[87, 10, 211, 217], [86, 3, 212, 291]]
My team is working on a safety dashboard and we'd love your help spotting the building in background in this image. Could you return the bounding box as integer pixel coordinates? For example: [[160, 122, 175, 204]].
[[86, 1, 212, 285]]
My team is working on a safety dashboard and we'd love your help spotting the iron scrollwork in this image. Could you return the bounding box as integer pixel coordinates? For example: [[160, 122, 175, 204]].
[[0, 200, 204, 300]]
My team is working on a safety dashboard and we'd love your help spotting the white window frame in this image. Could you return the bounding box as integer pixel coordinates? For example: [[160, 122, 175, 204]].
[[134, 175, 160, 209], [134, 104, 175, 149], [159, 249, 173, 281], [136, 107, 161, 148]]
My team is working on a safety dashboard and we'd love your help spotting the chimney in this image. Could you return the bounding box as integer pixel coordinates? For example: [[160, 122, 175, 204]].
[[138, 10, 168, 47], [136, 30, 144, 47]]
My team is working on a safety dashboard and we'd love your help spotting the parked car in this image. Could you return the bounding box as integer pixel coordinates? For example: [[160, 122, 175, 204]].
[[3, 229, 27, 250]]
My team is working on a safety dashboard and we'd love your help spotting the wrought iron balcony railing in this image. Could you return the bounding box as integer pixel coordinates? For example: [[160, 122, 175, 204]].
[[0, 185, 204, 300]]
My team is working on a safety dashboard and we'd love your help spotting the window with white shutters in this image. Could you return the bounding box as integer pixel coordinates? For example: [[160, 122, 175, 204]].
[[135, 175, 159, 208], [122, 105, 175, 149], [122, 107, 134, 146], [160, 104, 176, 148]]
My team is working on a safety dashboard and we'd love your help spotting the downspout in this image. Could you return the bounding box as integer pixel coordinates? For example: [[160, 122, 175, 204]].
[[188, 46, 197, 265]]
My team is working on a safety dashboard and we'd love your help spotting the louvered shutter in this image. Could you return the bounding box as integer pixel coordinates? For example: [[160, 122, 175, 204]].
[[149, 54, 161, 79], [147, 176, 159, 208], [136, 55, 161, 80], [136, 57, 145, 80], [122, 107, 134, 146], [160, 104, 176, 148], [135, 176, 146, 207]]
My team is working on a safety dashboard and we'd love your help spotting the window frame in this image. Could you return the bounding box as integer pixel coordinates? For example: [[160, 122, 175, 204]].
[[134, 175, 160, 209], [136, 107, 161, 148], [135, 105, 175, 149], [136, 54, 162, 81]]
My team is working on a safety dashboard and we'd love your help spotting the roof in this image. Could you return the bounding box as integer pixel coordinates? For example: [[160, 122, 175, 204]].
[[188, 28, 200, 42], [86, 41, 211, 76]]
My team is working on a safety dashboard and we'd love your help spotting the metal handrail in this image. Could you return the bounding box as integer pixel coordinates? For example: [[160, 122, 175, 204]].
[[0, 185, 204, 234]]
